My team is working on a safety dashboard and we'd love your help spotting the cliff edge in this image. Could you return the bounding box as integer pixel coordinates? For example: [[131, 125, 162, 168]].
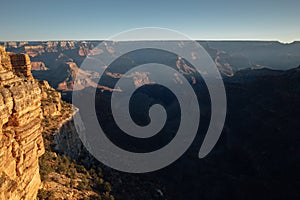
[[0, 46, 64, 199]]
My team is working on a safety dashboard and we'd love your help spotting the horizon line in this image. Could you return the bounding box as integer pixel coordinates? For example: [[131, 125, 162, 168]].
[[0, 39, 299, 44]]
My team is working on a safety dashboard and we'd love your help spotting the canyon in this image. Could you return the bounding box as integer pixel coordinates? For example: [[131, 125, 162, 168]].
[[1, 41, 300, 95], [1, 40, 300, 199]]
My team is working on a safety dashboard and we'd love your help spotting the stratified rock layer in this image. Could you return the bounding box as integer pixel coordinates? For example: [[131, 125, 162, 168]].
[[0, 46, 45, 200], [39, 80, 62, 117]]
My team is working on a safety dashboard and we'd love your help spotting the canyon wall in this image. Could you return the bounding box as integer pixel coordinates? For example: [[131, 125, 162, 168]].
[[0, 46, 63, 200], [54, 115, 84, 161]]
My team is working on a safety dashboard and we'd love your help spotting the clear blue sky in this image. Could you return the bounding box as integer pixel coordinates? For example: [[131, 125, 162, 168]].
[[1, 0, 299, 42]]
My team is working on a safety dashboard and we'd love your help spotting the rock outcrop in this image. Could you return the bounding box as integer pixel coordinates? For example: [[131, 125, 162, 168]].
[[39, 80, 62, 117], [56, 62, 100, 91], [0, 46, 63, 200], [31, 62, 48, 71]]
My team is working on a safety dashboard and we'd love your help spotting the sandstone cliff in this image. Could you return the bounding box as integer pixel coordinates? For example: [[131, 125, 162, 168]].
[[0, 46, 44, 199], [0, 46, 64, 200]]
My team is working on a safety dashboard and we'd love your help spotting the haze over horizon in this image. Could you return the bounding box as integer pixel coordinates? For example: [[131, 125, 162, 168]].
[[1, 0, 299, 43]]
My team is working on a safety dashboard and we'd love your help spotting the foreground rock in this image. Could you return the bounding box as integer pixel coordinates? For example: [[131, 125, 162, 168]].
[[0, 46, 71, 200], [0, 46, 45, 199]]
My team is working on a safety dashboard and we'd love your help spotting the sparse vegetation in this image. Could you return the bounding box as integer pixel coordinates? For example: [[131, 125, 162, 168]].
[[37, 189, 55, 200], [38, 102, 114, 200]]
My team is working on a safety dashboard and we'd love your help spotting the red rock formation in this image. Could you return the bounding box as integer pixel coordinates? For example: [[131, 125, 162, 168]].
[[24, 45, 45, 57], [0, 46, 44, 199], [0, 46, 63, 200], [39, 80, 62, 117], [31, 62, 48, 71], [9, 54, 33, 79], [56, 62, 100, 91]]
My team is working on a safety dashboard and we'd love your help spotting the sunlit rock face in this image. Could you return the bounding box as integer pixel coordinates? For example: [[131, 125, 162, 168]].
[[31, 62, 48, 71], [0, 46, 44, 200]]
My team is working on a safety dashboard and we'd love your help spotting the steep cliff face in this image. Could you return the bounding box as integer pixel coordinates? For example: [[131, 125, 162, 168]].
[[54, 114, 85, 160], [0, 46, 44, 199], [0, 46, 61, 200]]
